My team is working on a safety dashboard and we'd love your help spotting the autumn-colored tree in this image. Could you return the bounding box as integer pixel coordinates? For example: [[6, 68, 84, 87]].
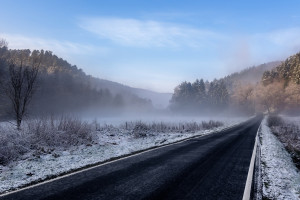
[[231, 83, 255, 114], [284, 83, 300, 112], [255, 82, 286, 114]]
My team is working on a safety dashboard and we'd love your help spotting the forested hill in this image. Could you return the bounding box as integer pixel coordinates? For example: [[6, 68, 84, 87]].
[[0, 46, 154, 118], [262, 53, 300, 86], [89, 78, 172, 109], [169, 61, 282, 114]]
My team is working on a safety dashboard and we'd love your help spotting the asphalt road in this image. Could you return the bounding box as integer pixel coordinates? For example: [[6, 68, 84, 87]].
[[1, 116, 262, 200]]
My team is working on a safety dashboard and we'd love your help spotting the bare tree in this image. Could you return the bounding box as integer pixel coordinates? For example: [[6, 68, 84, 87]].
[[3, 53, 41, 129], [0, 38, 8, 48]]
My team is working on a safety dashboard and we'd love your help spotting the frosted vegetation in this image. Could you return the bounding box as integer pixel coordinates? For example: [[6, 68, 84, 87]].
[[0, 116, 225, 166], [268, 115, 300, 169], [260, 117, 300, 199], [0, 116, 246, 194]]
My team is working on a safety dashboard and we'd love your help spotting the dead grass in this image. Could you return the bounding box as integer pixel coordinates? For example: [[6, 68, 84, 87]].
[[268, 115, 300, 169], [0, 117, 224, 165]]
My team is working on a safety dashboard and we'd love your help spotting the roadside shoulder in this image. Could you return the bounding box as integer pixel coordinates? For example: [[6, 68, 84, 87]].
[[259, 117, 300, 200]]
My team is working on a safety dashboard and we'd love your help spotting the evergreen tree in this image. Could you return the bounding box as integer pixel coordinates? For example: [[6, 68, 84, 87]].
[[216, 81, 229, 108], [170, 81, 195, 111], [192, 79, 206, 106]]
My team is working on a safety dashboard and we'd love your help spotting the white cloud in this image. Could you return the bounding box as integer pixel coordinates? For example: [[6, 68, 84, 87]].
[[0, 33, 108, 56], [257, 28, 300, 51], [239, 28, 300, 65], [220, 27, 300, 73], [2, 25, 300, 93], [79, 17, 221, 48]]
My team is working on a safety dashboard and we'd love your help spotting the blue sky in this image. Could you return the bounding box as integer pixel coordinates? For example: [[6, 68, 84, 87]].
[[1, 0, 300, 92]]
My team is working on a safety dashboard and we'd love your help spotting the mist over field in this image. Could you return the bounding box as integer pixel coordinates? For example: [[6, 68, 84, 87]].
[[0, 41, 300, 127], [1, 1, 300, 199]]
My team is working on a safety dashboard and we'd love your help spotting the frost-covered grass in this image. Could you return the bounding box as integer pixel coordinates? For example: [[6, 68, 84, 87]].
[[260, 117, 300, 199], [268, 115, 300, 169], [0, 116, 96, 165], [0, 116, 247, 194]]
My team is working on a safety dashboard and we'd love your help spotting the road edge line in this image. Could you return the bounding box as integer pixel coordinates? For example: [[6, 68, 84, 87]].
[[242, 122, 261, 200]]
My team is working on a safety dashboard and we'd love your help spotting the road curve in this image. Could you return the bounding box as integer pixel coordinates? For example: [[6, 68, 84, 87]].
[[1, 116, 262, 200]]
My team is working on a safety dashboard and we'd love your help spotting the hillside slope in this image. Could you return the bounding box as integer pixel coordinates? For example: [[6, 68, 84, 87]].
[[262, 53, 300, 86], [0, 47, 168, 118], [90, 78, 171, 108], [221, 61, 281, 91], [168, 61, 282, 114]]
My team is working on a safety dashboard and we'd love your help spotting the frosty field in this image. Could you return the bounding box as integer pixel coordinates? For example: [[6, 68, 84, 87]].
[[0, 116, 248, 194], [259, 117, 300, 199]]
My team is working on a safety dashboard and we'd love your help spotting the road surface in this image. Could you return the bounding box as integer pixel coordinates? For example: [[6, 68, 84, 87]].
[[1, 116, 262, 200]]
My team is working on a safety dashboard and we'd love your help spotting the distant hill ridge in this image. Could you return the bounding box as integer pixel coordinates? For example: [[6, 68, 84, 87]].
[[89, 78, 172, 109], [0, 47, 171, 118]]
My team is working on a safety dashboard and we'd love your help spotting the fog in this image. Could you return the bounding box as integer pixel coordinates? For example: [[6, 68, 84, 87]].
[[1, 40, 299, 128]]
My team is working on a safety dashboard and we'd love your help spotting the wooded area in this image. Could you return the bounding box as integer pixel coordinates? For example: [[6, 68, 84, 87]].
[[170, 53, 300, 115], [0, 41, 152, 124]]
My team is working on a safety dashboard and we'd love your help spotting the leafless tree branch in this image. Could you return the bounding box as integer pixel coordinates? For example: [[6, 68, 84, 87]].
[[3, 52, 42, 129]]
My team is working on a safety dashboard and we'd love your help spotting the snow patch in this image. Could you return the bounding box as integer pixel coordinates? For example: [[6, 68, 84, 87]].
[[260, 117, 300, 199]]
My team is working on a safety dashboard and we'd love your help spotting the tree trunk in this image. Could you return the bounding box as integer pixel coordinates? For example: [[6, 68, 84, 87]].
[[17, 118, 21, 130]]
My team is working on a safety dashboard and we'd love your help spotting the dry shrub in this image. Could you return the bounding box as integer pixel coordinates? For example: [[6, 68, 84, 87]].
[[0, 116, 96, 165], [28, 116, 95, 148], [125, 120, 224, 136], [267, 115, 284, 127], [202, 120, 224, 130], [268, 115, 300, 169], [0, 125, 31, 165], [0, 117, 225, 165], [0, 130, 28, 165], [132, 122, 149, 138]]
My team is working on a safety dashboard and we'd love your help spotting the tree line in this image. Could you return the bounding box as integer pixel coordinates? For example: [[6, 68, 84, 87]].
[[170, 52, 300, 115], [170, 79, 229, 114]]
